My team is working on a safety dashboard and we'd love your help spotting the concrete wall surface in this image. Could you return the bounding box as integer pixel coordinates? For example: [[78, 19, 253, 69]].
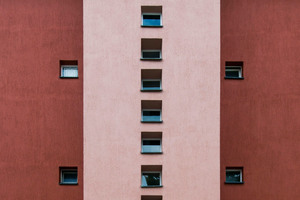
[[0, 0, 83, 199], [221, 0, 300, 199], [84, 0, 220, 199]]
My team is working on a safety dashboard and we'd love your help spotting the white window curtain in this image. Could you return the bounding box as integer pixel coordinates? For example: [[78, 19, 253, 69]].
[[62, 65, 78, 77]]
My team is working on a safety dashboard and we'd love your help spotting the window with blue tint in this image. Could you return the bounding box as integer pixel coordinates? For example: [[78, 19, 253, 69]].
[[142, 110, 161, 122], [61, 66, 78, 77], [225, 168, 243, 183], [142, 14, 161, 26], [60, 60, 78, 78], [142, 50, 161, 59], [60, 167, 78, 184], [142, 139, 161, 153], [142, 79, 161, 90]]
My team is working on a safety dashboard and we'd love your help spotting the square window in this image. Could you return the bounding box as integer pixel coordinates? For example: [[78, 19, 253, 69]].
[[141, 39, 162, 60], [141, 100, 162, 123], [225, 168, 243, 184], [141, 165, 162, 188], [141, 132, 162, 154], [60, 167, 78, 185], [60, 60, 78, 78], [141, 6, 162, 27], [141, 69, 162, 92], [225, 62, 243, 79]]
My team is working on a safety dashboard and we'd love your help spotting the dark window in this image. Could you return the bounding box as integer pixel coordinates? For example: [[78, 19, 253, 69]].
[[142, 51, 161, 59], [226, 168, 243, 183], [142, 173, 161, 186], [142, 80, 161, 90], [225, 62, 243, 79], [225, 69, 240, 77], [143, 81, 160, 88], [143, 140, 160, 146]]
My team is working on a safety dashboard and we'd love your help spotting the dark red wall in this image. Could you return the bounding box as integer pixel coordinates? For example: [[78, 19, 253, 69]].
[[0, 1, 83, 199], [221, 0, 300, 199]]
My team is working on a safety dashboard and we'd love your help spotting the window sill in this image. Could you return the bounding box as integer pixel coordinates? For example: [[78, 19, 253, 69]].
[[141, 152, 163, 154], [141, 25, 163, 28], [141, 120, 163, 123], [59, 183, 78, 185], [224, 181, 244, 184], [141, 89, 162, 92], [224, 77, 244, 80], [60, 76, 79, 79], [141, 185, 163, 188], [140, 58, 162, 61]]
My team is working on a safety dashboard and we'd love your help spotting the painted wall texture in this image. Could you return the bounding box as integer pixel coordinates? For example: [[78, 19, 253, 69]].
[[0, 0, 83, 199], [84, 0, 220, 199], [221, 0, 300, 199]]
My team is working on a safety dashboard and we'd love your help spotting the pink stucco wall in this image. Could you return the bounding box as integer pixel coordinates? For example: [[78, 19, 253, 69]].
[[84, 0, 220, 199]]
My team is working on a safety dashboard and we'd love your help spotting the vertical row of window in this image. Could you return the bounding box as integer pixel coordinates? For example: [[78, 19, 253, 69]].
[[224, 61, 244, 183], [140, 5, 163, 200], [59, 60, 79, 184]]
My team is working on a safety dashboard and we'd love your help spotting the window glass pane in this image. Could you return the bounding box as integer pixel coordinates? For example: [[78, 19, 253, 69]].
[[226, 171, 241, 182], [142, 140, 161, 152], [62, 67, 78, 77], [63, 172, 77, 183], [142, 51, 160, 59], [143, 15, 161, 26], [142, 111, 161, 121], [142, 111, 160, 121], [225, 70, 239, 77], [143, 81, 160, 89], [143, 140, 160, 145], [143, 111, 160, 116], [142, 173, 160, 186], [143, 15, 160, 20]]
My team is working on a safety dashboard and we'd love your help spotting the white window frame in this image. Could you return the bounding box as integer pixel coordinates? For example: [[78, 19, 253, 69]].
[[141, 171, 162, 187], [141, 109, 162, 122], [141, 13, 162, 26], [61, 65, 78, 78], [60, 168, 78, 184], [226, 168, 243, 183], [225, 66, 242, 78], [141, 50, 162, 59], [141, 138, 162, 153], [141, 79, 162, 90]]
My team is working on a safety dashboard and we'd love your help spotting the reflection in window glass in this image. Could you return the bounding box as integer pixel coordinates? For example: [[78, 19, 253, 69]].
[[142, 172, 161, 186], [226, 169, 242, 183]]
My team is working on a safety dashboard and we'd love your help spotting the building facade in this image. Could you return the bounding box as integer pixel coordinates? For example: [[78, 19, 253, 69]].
[[84, 0, 220, 199], [0, 0, 299, 200]]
